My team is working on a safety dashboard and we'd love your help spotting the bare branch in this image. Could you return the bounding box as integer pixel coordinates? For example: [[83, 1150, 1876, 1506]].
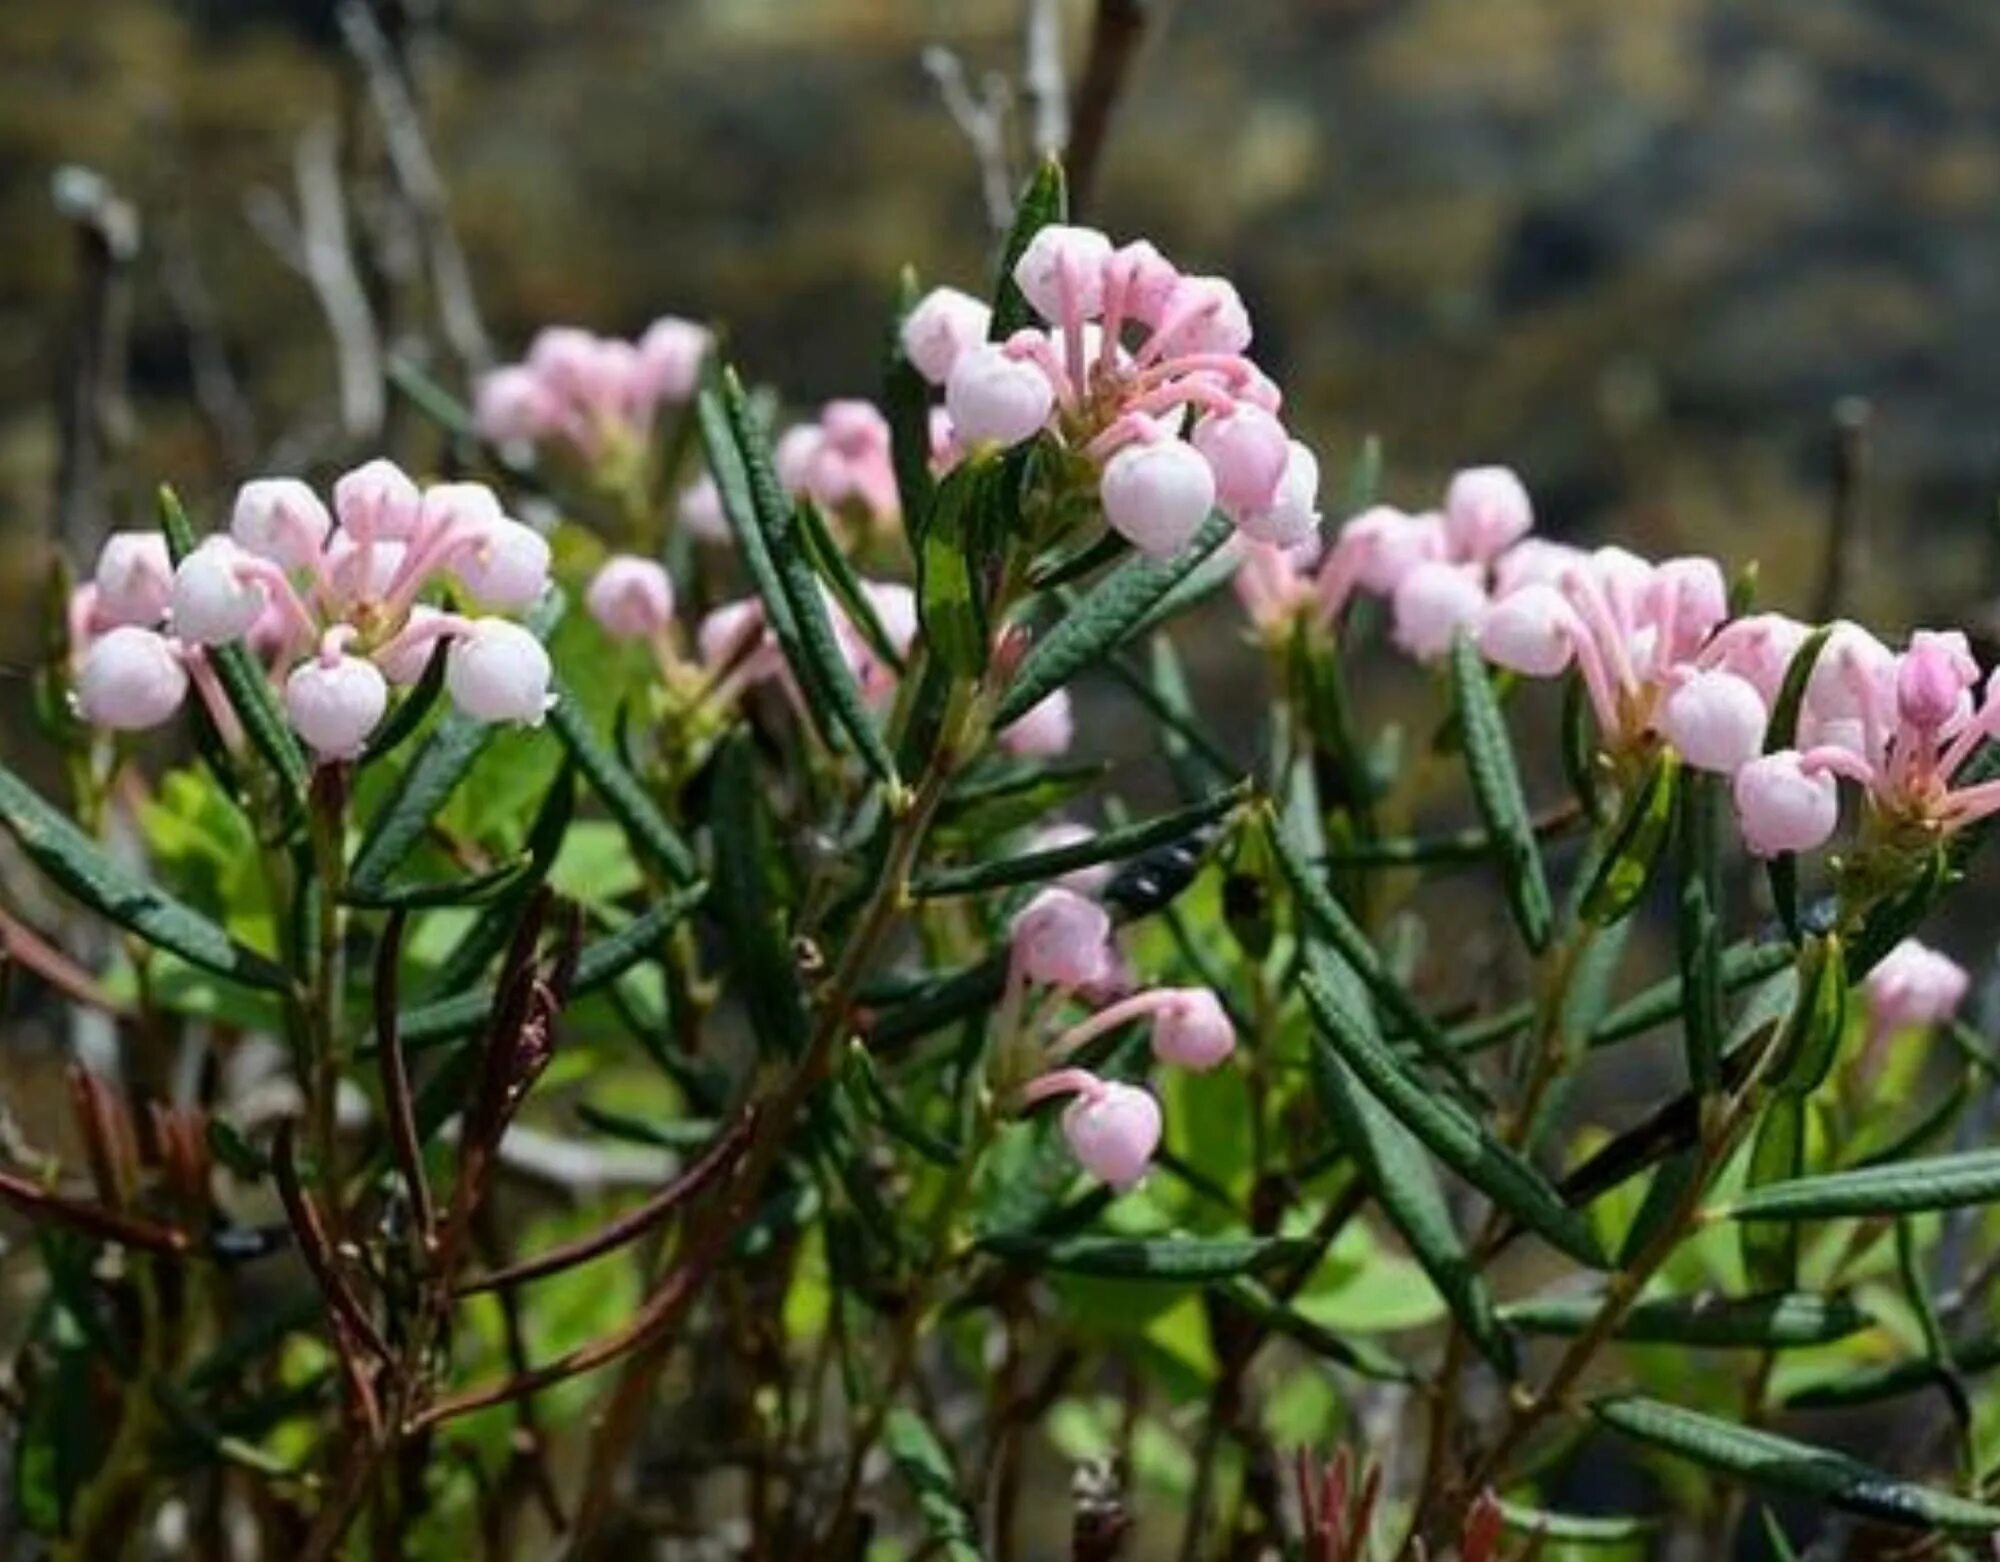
[[1023, 0, 1071, 160], [1068, 0, 1151, 216], [923, 46, 1018, 233], [49, 165, 139, 555]]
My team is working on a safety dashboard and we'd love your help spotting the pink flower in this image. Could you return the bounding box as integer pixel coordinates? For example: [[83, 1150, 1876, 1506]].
[[1011, 887, 1113, 991], [285, 649, 388, 760], [333, 458, 424, 542], [634, 315, 712, 406], [778, 401, 900, 527], [946, 342, 1057, 447], [444, 619, 555, 726], [1026, 821, 1113, 897], [475, 366, 556, 445], [1099, 435, 1217, 558], [171, 538, 268, 646], [1733, 751, 1840, 857], [1148, 988, 1236, 1070], [681, 477, 730, 543], [1658, 669, 1768, 777], [1444, 466, 1534, 564], [902, 286, 992, 385], [1231, 536, 1321, 633], [232, 478, 333, 569], [1190, 404, 1289, 519], [1235, 441, 1321, 549], [1021, 1067, 1162, 1190], [92, 532, 173, 628], [587, 556, 676, 641], [1000, 690, 1075, 758], [74, 627, 188, 730], [1391, 561, 1487, 663], [482, 316, 710, 462], [1865, 939, 1969, 1042]]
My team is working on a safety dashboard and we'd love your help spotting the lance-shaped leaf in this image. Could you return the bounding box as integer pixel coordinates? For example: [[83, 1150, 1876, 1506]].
[[546, 687, 698, 885], [1497, 1501, 1656, 1546], [357, 640, 448, 768], [797, 497, 902, 671], [916, 454, 1006, 678], [883, 268, 937, 542], [1305, 945, 1515, 1374], [978, 1232, 1313, 1281], [862, 954, 1008, 1052], [994, 512, 1233, 729], [1723, 1148, 2000, 1222], [1762, 624, 1834, 942], [1302, 968, 1603, 1267], [1588, 941, 1796, 1052], [988, 157, 1066, 339], [1592, 1394, 2000, 1532], [1580, 750, 1678, 926], [157, 486, 311, 821], [885, 1411, 984, 1562], [0, 764, 285, 991], [1450, 633, 1552, 952], [1500, 1290, 1871, 1349], [341, 857, 527, 911], [1675, 771, 1726, 1094], [1768, 935, 1847, 1097], [1217, 1278, 1415, 1382], [1741, 1096, 1806, 1292], [712, 734, 810, 1058], [703, 373, 900, 784], [914, 781, 1245, 897], [1785, 1332, 2000, 1410]]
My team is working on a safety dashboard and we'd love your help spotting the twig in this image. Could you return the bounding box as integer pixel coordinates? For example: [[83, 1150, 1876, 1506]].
[[1813, 396, 1870, 621], [0, 1165, 188, 1256], [1066, 0, 1150, 216], [0, 900, 131, 1017], [1023, 0, 1071, 159], [374, 909, 434, 1244], [49, 164, 138, 554], [923, 46, 1018, 232], [271, 1123, 391, 1404]]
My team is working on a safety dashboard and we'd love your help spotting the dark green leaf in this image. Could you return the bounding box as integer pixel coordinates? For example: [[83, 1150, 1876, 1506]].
[[1762, 624, 1833, 942], [1741, 1097, 1805, 1291], [1450, 633, 1553, 952], [988, 157, 1067, 339], [711, 734, 810, 1058], [1216, 1278, 1416, 1382], [1785, 1333, 2000, 1410], [1588, 941, 1796, 1051], [1725, 1148, 2000, 1222], [547, 686, 698, 884], [1581, 750, 1678, 926], [863, 955, 1008, 1052], [797, 497, 902, 671], [916, 454, 1003, 678], [1675, 771, 1726, 1094], [1768, 935, 1847, 1097], [1500, 1290, 1871, 1349], [341, 856, 525, 910], [885, 1410, 984, 1562], [978, 1232, 1312, 1281], [358, 639, 449, 768], [1496, 1501, 1657, 1545]]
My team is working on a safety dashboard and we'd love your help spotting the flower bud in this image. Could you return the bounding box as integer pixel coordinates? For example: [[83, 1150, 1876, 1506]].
[[1099, 438, 1216, 558], [445, 619, 555, 726], [586, 556, 676, 641], [1150, 989, 1235, 1071], [327, 535, 406, 604], [333, 458, 424, 541], [1235, 439, 1321, 550], [1803, 622, 1895, 754], [774, 425, 825, 495], [635, 315, 712, 406], [286, 654, 388, 759], [1645, 557, 1729, 661], [1897, 630, 1977, 733], [698, 599, 767, 669], [1705, 613, 1810, 703], [680, 476, 731, 543], [1061, 1080, 1162, 1190], [475, 366, 556, 446], [1443, 466, 1534, 564], [92, 531, 173, 628], [1733, 751, 1839, 858], [171, 538, 265, 645], [1340, 506, 1448, 596], [232, 478, 333, 568], [1153, 275, 1253, 356], [999, 690, 1074, 758], [863, 581, 919, 659], [1107, 239, 1181, 326], [1391, 561, 1487, 663], [1012, 224, 1115, 323], [451, 512, 551, 609], [1233, 539, 1314, 632], [1865, 939, 1969, 1039], [1659, 669, 1767, 775], [1011, 886, 1113, 990], [1478, 582, 1575, 677], [1492, 537, 1587, 597], [901, 286, 992, 384], [1191, 405, 1289, 518], [526, 326, 604, 400], [75, 627, 187, 730], [945, 344, 1056, 448]]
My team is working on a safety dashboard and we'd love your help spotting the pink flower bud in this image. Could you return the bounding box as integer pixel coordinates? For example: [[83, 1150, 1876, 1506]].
[[1733, 751, 1839, 858], [1061, 1080, 1162, 1190], [1233, 538, 1315, 631], [1659, 669, 1767, 775], [901, 286, 992, 384], [1443, 466, 1534, 564], [1392, 561, 1488, 663], [1645, 557, 1729, 662], [1107, 239, 1181, 326], [1191, 405, 1289, 518], [1896, 630, 1978, 733], [326, 535, 406, 605], [1011, 887, 1113, 990], [1706, 613, 1810, 704], [445, 619, 555, 725], [1099, 438, 1217, 558], [232, 478, 332, 568], [475, 366, 556, 445], [526, 326, 604, 400], [286, 654, 388, 760], [1012, 224, 1115, 323], [75, 626, 187, 730], [864, 581, 919, 658], [681, 477, 730, 543], [377, 605, 446, 685], [1492, 538, 1587, 597], [1150, 988, 1235, 1071], [1478, 582, 1576, 677], [774, 425, 824, 494], [171, 538, 265, 645], [635, 316, 712, 406], [1803, 622, 1895, 755], [1865, 939, 1969, 1039], [333, 458, 423, 542], [586, 556, 676, 641], [92, 531, 173, 628], [1235, 440, 1321, 549], [451, 512, 551, 609], [1000, 689, 1074, 758], [698, 599, 767, 670], [1339, 506, 1448, 596], [945, 343, 1056, 448], [1153, 275, 1253, 356]]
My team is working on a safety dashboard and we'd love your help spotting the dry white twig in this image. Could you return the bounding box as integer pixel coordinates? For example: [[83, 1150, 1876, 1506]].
[[922, 46, 1018, 233], [1023, 0, 1071, 160]]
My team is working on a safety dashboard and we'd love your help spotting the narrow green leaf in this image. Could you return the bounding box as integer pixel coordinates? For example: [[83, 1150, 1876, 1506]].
[[989, 157, 1067, 339], [1895, 1215, 1972, 1461], [711, 734, 810, 1059], [1761, 1509, 1801, 1562], [1450, 633, 1553, 952], [935, 759, 1105, 839], [994, 512, 1233, 728], [1593, 1393, 2000, 1532], [1560, 669, 1603, 821], [341, 857, 525, 910], [863, 955, 1008, 1052], [1301, 967, 1605, 1268], [1343, 433, 1383, 512], [797, 497, 902, 671], [1588, 941, 1796, 1051], [885, 1410, 985, 1562], [1501, 1290, 1870, 1349], [917, 455, 999, 677], [1217, 1278, 1416, 1382], [1581, 750, 1678, 926], [1763, 624, 1834, 942], [883, 268, 938, 541], [844, 1043, 959, 1166], [978, 1232, 1312, 1281], [1785, 1333, 2000, 1410], [357, 639, 448, 768], [546, 686, 699, 884], [0, 764, 286, 991], [1725, 1148, 2000, 1222], [1741, 1096, 1805, 1291], [914, 782, 1245, 897], [1619, 1149, 1700, 1268], [1675, 771, 1726, 1094], [1768, 935, 1848, 1097], [1496, 1501, 1657, 1545], [1305, 946, 1516, 1373]]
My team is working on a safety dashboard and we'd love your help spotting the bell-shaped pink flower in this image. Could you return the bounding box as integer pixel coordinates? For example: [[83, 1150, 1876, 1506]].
[[1704, 613, 1811, 704], [1013, 225, 1116, 322], [1443, 466, 1533, 564], [1000, 690, 1074, 758], [286, 653, 388, 760], [451, 512, 551, 609], [1106, 239, 1181, 326], [1733, 751, 1839, 858], [1491, 537, 1587, 597], [1011, 886, 1113, 990], [1659, 669, 1767, 776], [1478, 582, 1577, 677], [945, 343, 1057, 448], [1235, 440, 1321, 550], [92, 532, 173, 628], [1099, 437, 1216, 558], [1392, 561, 1487, 663], [1060, 1080, 1162, 1190], [902, 287, 993, 385], [171, 538, 266, 645], [587, 556, 676, 641], [680, 477, 730, 543], [75, 627, 188, 730], [1644, 557, 1730, 665], [635, 316, 712, 406], [1865, 939, 1969, 1041], [1191, 404, 1289, 519], [1337, 507, 1449, 597], [475, 366, 556, 445], [333, 458, 423, 542], [1150, 988, 1236, 1071], [1150, 274, 1253, 357], [445, 619, 555, 726], [232, 478, 333, 568], [1897, 630, 1978, 733]]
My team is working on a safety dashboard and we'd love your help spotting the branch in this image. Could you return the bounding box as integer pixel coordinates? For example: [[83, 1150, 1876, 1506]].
[[1066, 0, 1150, 217], [923, 46, 1018, 233], [48, 165, 139, 553], [0, 1165, 188, 1256], [1023, 0, 1071, 160]]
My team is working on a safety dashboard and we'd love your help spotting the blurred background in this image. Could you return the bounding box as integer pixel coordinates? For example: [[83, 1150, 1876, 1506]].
[[7, 0, 2000, 656]]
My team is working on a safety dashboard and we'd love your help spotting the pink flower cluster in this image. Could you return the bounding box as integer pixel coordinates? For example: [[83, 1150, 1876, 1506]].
[[775, 400, 900, 533], [903, 227, 1320, 560], [1005, 885, 1235, 1189], [476, 318, 712, 462], [73, 462, 555, 762], [1863, 937, 1969, 1045]]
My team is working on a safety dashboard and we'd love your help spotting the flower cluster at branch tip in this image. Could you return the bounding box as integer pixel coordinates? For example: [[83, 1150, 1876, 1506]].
[[476, 317, 712, 462], [905, 229, 1321, 559], [1005, 885, 1234, 1188], [1863, 938, 1969, 1045], [72, 462, 555, 761], [776, 400, 900, 534]]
